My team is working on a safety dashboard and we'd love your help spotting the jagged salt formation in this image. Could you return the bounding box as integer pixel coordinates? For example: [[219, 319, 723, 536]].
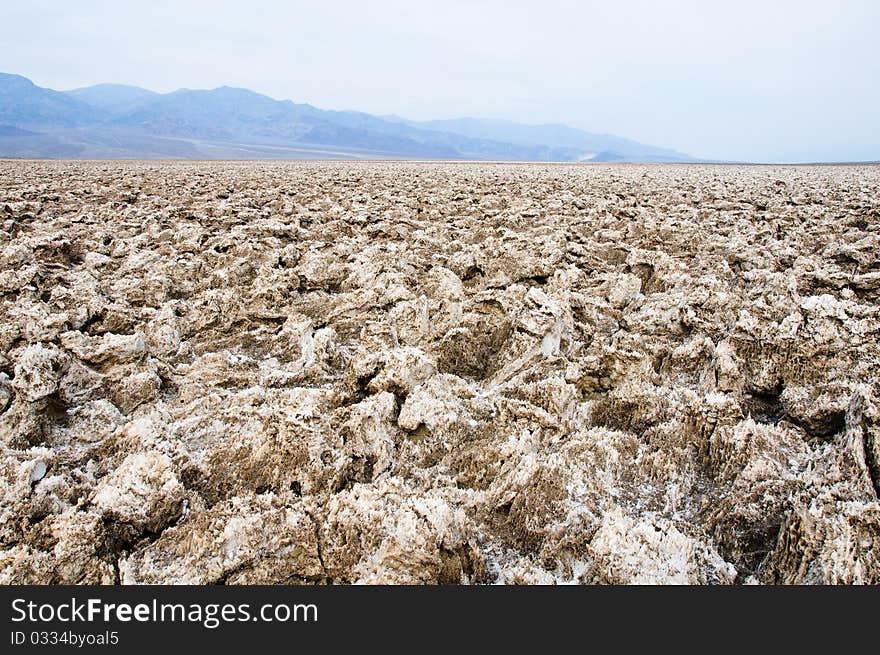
[[1, 161, 878, 584]]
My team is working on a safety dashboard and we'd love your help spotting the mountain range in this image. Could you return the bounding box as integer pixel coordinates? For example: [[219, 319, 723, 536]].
[[0, 73, 694, 161]]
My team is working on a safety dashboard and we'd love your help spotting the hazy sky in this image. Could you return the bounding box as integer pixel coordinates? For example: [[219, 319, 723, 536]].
[[3, 0, 878, 162]]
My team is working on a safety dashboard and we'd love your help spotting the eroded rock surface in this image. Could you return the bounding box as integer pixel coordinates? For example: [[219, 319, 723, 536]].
[[1, 161, 879, 584]]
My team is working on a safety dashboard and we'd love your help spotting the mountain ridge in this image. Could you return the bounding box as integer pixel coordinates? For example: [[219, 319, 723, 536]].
[[0, 73, 695, 161]]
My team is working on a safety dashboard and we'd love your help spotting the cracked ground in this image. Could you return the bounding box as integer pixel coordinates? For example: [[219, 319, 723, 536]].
[[1, 160, 879, 584]]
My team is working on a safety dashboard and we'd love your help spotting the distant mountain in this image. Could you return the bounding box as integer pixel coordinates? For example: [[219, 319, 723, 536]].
[[65, 83, 160, 114], [397, 117, 693, 162], [0, 73, 695, 161], [0, 73, 105, 129], [0, 125, 38, 137]]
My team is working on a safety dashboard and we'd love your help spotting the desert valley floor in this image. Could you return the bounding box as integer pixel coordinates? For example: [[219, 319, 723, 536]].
[[1, 160, 879, 584]]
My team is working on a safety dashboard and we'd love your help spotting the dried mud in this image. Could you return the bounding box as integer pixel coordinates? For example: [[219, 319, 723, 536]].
[[1, 160, 879, 584]]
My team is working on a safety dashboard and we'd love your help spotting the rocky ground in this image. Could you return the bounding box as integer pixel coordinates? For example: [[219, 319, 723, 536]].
[[1, 160, 878, 584]]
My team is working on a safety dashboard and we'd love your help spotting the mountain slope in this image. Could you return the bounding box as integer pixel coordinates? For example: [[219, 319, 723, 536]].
[[0, 73, 106, 129], [65, 83, 160, 114], [106, 88, 463, 157], [0, 73, 695, 161], [399, 117, 692, 161]]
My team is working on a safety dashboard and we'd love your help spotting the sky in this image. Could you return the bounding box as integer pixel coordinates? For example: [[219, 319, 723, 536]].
[[3, 0, 879, 162]]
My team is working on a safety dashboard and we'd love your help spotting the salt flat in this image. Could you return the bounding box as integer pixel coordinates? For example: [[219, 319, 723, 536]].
[[1, 161, 878, 584]]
